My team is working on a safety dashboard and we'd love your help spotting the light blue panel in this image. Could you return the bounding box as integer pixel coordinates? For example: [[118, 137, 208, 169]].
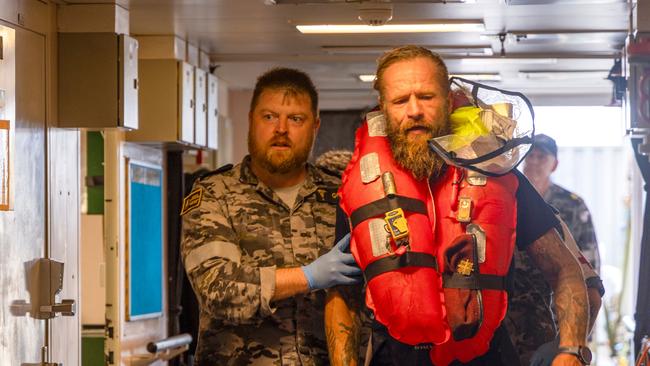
[[129, 163, 163, 318]]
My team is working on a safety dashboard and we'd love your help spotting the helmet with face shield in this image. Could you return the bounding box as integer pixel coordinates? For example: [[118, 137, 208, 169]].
[[428, 77, 535, 176]]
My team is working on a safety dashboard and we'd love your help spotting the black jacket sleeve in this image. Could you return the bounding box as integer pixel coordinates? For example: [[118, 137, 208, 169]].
[[514, 170, 561, 250]]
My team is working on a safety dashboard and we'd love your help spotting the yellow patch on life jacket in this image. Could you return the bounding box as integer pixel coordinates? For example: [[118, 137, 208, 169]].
[[457, 259, 474, 276], [181, 188, 203, 215]]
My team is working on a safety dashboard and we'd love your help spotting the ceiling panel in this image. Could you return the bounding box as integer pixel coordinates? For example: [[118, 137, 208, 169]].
[[126, 0, 631, 107]]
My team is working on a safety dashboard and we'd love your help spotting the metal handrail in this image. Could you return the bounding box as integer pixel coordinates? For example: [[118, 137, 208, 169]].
[[146, 333, 192, 354]]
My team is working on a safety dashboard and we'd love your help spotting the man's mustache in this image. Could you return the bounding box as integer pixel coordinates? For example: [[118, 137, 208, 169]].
[[401, 122, 433, 134], [269, 137, 293, 147]]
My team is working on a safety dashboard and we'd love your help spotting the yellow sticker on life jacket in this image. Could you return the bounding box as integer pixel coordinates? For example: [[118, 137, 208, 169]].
[[384, 208, 409, 241], [457, 258, 474, 276], [456, 197, 472, 223]]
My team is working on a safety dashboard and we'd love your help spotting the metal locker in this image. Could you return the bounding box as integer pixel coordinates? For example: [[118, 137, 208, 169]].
[[120, 35, 139, 130], [194, 68, 207, 146], [180, 62, 195, 144], [207, 74, 219, 150]]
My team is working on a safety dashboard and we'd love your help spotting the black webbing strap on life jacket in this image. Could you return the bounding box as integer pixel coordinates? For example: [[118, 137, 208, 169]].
[[442, 273, 507, 291], [350, 195, 427, 228], [364, 252, 438, 283]]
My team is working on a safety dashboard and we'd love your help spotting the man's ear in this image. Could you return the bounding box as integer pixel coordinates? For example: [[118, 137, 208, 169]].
[[551, 158, 559, 173], [447, 90, 454, 112], [314, 116, 321, 132]]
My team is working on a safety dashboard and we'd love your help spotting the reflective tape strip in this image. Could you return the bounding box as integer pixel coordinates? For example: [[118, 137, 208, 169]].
[[360, 153, 381, 183], [185, 241, 242, 272], [367, 111, 387, 137]]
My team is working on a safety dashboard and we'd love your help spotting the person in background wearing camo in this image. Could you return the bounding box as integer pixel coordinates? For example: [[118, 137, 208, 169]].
[[510, 133, 604, 366], [523, 134, 601, 271], [181, 68, 362, 365]]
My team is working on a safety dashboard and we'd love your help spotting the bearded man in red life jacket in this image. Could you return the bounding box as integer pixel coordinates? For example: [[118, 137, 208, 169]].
[[325, 46, 591, 366]]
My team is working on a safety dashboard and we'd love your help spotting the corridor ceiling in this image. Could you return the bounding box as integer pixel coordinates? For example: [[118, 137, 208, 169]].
[[77, 0, 632, 108]]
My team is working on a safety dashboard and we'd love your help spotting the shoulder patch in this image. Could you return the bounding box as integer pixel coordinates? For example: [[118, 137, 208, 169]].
[[181, 188, 203, 215], [570, 193, 579, 201], [315, 187, 339, 205], [199, 164, 234, 180]]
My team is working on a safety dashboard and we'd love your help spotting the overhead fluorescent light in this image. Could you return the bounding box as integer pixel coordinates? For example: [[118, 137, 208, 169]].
[[519, 70, 609, 80], [269, 0, 470, 4], [323, 45, 493, 56], [296, 21, 485, 34], [357, 73, 501, 82], [461, 58, 558, 65]]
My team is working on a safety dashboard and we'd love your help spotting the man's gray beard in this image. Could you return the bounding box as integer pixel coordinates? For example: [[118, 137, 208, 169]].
[[386, 120, 449, 181], [248, 133, 313, 174]]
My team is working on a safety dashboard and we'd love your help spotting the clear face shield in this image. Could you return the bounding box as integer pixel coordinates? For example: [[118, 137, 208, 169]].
[[428, 77, 535, 176]]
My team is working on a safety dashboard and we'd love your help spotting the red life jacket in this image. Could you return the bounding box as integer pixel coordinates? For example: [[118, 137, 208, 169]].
[[429, 166, 518, 365], [338, 111, 518, 364]]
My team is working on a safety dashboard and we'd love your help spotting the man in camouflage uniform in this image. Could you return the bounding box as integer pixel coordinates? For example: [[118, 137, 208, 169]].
[[523, 134, 600, 271], [181, 68, 361, 366], [504, 133, 603, 365]]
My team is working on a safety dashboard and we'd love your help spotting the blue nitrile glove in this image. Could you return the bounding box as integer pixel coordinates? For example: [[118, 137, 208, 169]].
[[530, 337, 560, 366], [301, 233, 362, 291]]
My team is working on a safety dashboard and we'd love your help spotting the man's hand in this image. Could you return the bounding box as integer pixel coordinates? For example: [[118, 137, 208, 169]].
[[531, 338, 586, 366], [302, 233, 362, 290]]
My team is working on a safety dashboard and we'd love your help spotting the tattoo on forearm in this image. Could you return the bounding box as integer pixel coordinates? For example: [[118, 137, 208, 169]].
[[326, 326, 337, 357], [325, 288, 362, 366], [528, 230, 589, 346], [340, 318, 361, 365]]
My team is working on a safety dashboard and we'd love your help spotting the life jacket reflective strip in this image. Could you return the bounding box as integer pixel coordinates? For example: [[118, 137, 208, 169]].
[[339, 113, 450, 346]]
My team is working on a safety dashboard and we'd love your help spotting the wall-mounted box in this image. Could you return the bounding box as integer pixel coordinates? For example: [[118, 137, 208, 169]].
[[58, 33, 138, 129], [126, 59, 195, 147], [207, 74, 219, 150]]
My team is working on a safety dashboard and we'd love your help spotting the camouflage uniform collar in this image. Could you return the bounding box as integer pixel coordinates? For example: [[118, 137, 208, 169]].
[[239, 155, 327, 187], [543, 182, 560, 201]]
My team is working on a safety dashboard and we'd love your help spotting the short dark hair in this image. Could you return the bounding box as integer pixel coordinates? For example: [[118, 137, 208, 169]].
[[250, 67, 319, 117], [374, 45, 449, 101]]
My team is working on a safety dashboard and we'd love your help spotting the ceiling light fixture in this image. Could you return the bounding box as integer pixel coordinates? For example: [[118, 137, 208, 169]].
[[296, 21, 485, 34], [460, 58, 558, 65], [323, 45, 493, 56], [518, 70, 609, 80], [358, 73, 501, 82], [358, 74, 377, 82]]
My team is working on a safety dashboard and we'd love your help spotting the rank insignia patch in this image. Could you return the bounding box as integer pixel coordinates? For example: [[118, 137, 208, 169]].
[[181, 188, 203, 215], [315, 188, 338, 204]]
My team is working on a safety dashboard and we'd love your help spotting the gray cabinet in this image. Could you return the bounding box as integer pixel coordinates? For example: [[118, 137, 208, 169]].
[[58, 33, 138, 129], [126, 60, 196, 148]]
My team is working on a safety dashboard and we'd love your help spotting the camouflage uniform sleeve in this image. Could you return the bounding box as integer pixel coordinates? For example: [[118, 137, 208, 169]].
[[181, 180, 277, 324], [573, 200, 601, 273]]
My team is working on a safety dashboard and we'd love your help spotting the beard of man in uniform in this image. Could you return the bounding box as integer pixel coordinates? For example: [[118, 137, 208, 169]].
[[385, 110, 450, 181], [247, 91, 316, 175]]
